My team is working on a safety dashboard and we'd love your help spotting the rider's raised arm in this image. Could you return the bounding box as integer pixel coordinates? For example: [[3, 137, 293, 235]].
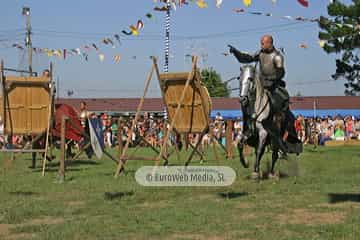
[[232, 48, 260, 63]]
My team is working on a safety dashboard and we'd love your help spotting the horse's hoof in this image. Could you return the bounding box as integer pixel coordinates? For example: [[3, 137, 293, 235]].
[[251, 172, 260, 180], [268, 173, 278, 180]]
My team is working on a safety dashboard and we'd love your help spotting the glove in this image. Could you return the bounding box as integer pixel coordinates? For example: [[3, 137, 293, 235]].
[[228, 44, 236, 54]]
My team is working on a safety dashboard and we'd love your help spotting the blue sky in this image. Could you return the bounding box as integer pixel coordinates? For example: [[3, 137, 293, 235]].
[[0, 0, 353, 98]]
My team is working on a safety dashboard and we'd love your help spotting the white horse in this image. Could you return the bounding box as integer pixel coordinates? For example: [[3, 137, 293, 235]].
[[237, 65, 296, 179]]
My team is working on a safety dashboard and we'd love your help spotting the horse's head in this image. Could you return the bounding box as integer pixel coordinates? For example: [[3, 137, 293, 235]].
[[239, 65, 256, 105]]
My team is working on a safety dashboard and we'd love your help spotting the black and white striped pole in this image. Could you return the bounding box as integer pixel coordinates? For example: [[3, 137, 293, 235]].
[[164, 0, 171, 73]]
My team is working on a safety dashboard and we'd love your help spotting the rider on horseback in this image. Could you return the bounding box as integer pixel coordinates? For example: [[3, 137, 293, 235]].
[[229, 35, 296, 152]]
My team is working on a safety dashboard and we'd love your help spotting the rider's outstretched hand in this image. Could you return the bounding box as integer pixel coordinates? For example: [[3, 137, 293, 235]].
[[228, 45, 236, 54]]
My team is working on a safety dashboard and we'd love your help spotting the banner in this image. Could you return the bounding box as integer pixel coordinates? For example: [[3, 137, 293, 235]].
[[88, 118, 105, 159]]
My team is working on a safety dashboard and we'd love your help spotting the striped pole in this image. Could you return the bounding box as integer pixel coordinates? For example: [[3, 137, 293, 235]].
[[164, 0, 171, 73]]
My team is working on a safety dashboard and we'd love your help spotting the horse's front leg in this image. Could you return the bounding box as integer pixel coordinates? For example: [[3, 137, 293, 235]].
[[237, 139, 249, 168], [252, 122, 268, 180]]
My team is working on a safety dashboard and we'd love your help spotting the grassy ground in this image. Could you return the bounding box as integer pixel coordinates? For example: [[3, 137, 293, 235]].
[[0, 145, 359, 240]]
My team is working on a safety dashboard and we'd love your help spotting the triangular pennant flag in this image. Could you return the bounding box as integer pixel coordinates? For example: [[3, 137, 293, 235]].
[[297, 0, 309, 7], [243, 0, 252, 7], [99, 53, 105, 62], [196, 0, 208, 8], [114, 34, 121, 45], [114, 55, 121, 63], [122, 30, 133, 36], [318, 40, 326, 48], [130, 26, 139, 36], [92, 44, 99, 51]]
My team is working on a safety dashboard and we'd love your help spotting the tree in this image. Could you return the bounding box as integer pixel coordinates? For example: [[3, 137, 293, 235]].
[[201, 68, 230, 97], [318, 0, 360, 95]]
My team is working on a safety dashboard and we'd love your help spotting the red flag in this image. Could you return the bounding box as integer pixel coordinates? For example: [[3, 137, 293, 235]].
[[297, 0, 309, 7]]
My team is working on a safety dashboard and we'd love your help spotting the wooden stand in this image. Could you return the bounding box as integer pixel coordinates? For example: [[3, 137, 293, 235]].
[[114, 56, 212, 177], [0, 60, 55, 175]]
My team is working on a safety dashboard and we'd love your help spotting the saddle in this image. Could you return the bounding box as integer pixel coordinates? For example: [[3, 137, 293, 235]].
[[266, 86, 289, 114]]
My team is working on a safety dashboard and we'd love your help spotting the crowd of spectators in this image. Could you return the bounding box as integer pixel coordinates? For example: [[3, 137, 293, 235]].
[[0, 105, 359, 150]]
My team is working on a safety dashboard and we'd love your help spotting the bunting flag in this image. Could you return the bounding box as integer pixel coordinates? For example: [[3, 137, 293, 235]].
[[122, 30, 132, 36], [102, 38, 114, 47], [318, 40, 326, 48], [243, 0, 252, 7], [114, 55, 121, 63], [99, 53, 105, 62], [196, 0, 208, 9], [233, 8, 318, 23], [123, 20, 144, 36], [299, 43, 308, 49], [114, 34, 121, 45], [83, 53, 89, 61], [297, 0, 309, 8], [12, 0, 353, 64], [12, 43, 24, 50], [92, 43, 99, 51], [154, 6, 169, 11], [215, 0, 223, 8]]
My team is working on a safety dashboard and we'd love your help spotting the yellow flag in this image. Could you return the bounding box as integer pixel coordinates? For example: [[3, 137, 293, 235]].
[[243, 0, 252, 7], [318, 40, 326, 48], [196, 0, 208, 8], [46, 50, 53, 57], [130, 26, 139, 36]]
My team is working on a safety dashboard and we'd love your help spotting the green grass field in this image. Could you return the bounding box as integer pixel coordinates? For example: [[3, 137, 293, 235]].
[[0, 145, 360, 240]]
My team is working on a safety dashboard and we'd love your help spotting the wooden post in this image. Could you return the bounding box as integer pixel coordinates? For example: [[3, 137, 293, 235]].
[[225, 120, 233, 160], [174, 130, 181, 164], [210, 126, 220, 164], [115, 64, 155, 177], [58, 116, 67, 182], [155, 57, 198, 165], [41, 64, 54, 176], [185, 129, 207, 166], [163, 123, 168, 159], [117, 118, 123, 158]]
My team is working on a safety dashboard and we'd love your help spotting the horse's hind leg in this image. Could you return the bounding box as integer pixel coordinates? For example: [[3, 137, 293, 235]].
[[269, 146, 279, 178]]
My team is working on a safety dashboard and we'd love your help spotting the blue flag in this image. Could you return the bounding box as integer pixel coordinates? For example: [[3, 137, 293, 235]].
[[88, 118, 105, 159]]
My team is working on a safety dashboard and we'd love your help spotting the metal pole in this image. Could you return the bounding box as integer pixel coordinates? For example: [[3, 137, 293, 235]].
[[23, 7, 33, 75], [164, 0, 170, 73], [56, 77, 60, 100]]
